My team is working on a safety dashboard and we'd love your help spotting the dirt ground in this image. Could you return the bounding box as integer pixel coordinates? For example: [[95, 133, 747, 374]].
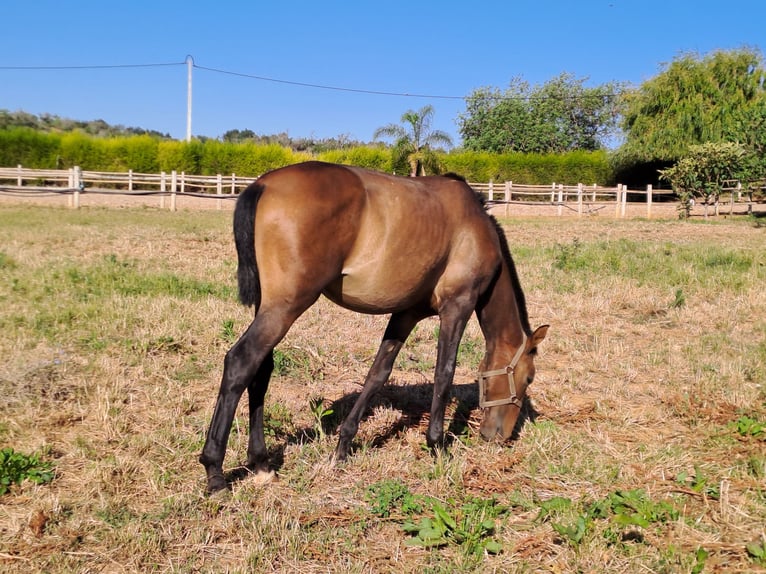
[[2, 187, 764, 220]]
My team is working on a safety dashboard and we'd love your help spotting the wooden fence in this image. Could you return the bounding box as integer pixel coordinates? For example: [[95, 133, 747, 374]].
[[0, 164, 758, 218]]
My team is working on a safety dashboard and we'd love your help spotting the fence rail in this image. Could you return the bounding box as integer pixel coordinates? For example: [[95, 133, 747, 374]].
[[0, 165, 760, 218]]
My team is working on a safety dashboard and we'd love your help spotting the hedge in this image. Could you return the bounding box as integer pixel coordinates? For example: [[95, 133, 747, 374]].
[[0, 129, 614, 184]]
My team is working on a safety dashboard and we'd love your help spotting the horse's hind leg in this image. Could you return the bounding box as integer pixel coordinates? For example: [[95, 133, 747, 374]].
[[199, 306, 303, 494], [334, 309, 426, 462], [245, 350, 274, 476]]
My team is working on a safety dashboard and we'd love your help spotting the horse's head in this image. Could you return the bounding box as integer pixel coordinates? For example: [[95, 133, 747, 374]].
[[478, 324, 549, 441]]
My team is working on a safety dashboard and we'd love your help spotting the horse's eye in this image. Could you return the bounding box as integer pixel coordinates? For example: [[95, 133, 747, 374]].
[[528, 347, 538, 357]]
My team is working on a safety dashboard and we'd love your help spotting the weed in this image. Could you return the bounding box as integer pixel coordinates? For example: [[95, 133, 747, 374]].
[[220, 318, 238, 344], [457, 335, 484, 369], [746, 455, 765, 478], [553, 238, 583, 270], [671, 288, 686, 308], [691, 547, 710, 574], [263, 403, 295, 438], [403, 497, 505, 556], [309, 396, 334, 437], [366, 479, 423, 517], [730, 415, 765, 438], [676, 467, 721, 500], [552, 514, 590, 548], [747, 536, 766, 566], [0, 447, 55, 495], [273, 347, 312, 377]]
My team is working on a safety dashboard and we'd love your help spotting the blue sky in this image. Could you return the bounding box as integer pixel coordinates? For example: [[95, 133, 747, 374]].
[[1, 1, 763, 144]]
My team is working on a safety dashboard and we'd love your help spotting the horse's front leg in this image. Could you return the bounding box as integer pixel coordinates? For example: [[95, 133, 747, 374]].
[[427, 305, 472, 451], [334, 310, 423, 462]]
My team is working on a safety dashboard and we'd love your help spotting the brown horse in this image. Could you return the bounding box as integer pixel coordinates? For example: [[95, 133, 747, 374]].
[[200, 161, 548, 494]]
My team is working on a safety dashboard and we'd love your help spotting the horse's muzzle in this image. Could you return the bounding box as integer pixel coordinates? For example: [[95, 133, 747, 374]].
[[479, 406, 518, 442]]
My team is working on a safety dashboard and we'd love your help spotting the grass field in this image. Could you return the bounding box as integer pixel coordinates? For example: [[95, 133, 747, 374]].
[[1, 204, 765, 573]]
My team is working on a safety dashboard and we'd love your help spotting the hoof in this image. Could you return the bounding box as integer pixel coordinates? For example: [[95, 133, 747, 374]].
[[208, 486, 232, 502], [248, 469, 277, 486], [205, 475, 229, 497]]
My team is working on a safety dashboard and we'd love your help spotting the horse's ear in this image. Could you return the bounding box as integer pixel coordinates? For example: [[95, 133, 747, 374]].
[[531, 325, 549, 347]]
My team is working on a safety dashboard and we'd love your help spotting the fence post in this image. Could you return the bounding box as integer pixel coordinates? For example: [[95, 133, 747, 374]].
[[231, 173, 236, 195], [217, 174, 223, 211], [614, 185, 621, 218], [577, 183, 583, 216], [488, 181, 494, 202], [557, 184, 564, 217], [72, 166, 81, 209], [504, 181, 511, 216], [170, 170, 178, 211], [621, 186, 627, 218], [731, 182, 740, 215], [508, 181, 513, 203], [180, 171, 186, 194], [128, 169, 133, 192], [592, 183, 597, 203], [646, 184, 653, 219], [17, 164, 22, 186], [160, 172, 166, 209], [550, 182, 556, 204]]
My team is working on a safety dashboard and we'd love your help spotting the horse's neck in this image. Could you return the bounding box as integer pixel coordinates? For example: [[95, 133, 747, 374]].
[[477, 261, 526, 359]]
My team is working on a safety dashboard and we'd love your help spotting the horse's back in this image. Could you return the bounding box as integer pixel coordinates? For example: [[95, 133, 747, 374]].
[[250, 162, 502, 314]]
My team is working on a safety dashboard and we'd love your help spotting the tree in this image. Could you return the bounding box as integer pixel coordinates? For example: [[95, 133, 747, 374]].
[[659, 142, 752, 218], [458, 73, 623, 154], [619, 48, 766, 163], [373, 105, 453, 176]]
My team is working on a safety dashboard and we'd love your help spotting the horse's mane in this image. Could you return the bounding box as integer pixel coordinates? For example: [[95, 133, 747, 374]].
[[468, 184, 532, 336], [441, 172, 531, 335]]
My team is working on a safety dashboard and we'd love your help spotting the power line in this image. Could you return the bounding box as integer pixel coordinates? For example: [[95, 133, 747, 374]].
[[0, 57, 629, 102], [0, 61, 186, 70], [193, 63, 465, 100]]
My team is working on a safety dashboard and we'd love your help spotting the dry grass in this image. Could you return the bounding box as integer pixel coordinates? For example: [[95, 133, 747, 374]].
[[1, 203, 765, 573]]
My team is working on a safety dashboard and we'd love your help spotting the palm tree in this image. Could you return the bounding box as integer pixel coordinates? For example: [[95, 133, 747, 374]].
[[373, 105, 453, 176]]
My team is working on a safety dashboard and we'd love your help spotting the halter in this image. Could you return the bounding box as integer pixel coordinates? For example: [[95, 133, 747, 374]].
[[478, 332, 527, 409]]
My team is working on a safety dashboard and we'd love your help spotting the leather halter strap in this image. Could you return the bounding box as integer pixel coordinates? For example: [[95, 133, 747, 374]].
[[478, 332, 527, 409]]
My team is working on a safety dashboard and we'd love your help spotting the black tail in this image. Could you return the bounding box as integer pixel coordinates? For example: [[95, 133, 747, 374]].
[[233, 182, 264, 307]]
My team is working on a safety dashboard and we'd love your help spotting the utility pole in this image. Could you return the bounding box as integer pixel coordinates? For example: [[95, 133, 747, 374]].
[[186, 55, 193, 142]]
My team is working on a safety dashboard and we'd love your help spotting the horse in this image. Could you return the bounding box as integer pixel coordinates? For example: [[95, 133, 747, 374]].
[[199, 161, 548, 494]]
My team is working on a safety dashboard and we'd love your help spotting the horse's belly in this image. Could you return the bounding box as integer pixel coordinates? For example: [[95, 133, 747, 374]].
[[322, 268, 433, 314]]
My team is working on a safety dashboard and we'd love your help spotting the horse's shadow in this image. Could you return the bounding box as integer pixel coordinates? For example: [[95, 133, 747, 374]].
[[225, 381, 540, 485]]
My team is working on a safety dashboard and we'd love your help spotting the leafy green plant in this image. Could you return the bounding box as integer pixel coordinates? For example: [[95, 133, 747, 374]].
[[309, 396, 334, 438], [595, 489, 680, 527], [263, 404, 295, 438], [746, 536, 766, 566], [366, 479, 422, 518], [692, 547, 709, 574], [553, 238, 583, 271], [535, 496, 574, 522], [0, 447, 55, 495], [676, 467, 721, 500], [403, 497, 505, 555], [731, 415, 765, 438], [552, 514, 590, 548]]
